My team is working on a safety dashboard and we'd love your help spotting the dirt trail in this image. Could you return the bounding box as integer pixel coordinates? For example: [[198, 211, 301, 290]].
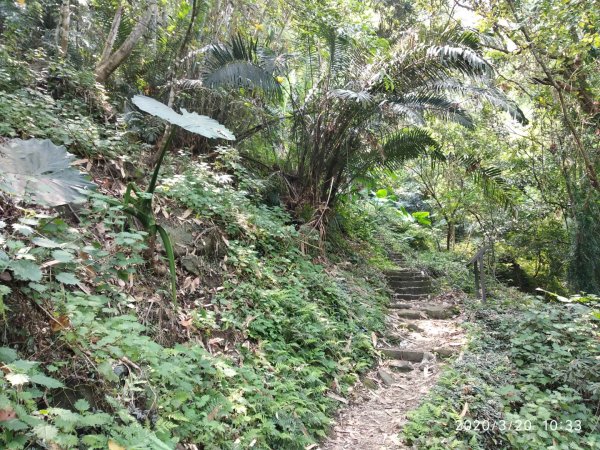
[[320, 264, 466, 450]]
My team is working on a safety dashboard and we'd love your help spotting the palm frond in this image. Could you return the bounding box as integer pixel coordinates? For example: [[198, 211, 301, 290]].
[[329, 33, 355, 79], [426, 45, 491, 77], [454, 30, 481, 50], [456, 154, 516, 209], [380, 127, 443, 169], [384, 101, 427, 126], [330, 89, 373, 105], [178, 78, 206, 89], [201, 33, 282, 98], [427, 79, 528, 124], [431, 25, 483, 50], [372, 42, 490, 96], [385, 94, 474, 128]]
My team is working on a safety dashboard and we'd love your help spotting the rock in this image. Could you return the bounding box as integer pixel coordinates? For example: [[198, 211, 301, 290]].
[[195, 228, 225, 258], [421, 306, 459, 320], [406, 323, 424, 333], [422, 351, 435, 362], [396, 306, 458, 320], [181, 255, 203, 276], [381, 348, 426, 362], [396, 310, 423, 320], [378, 368, 395, 386], [388, 360, 414, 372], [363, 377, 378, 390], [0, 271, 12, 282], [163, 224, 195, 257], [389, 303, 412, 309], [433, 347, 457, 358], [123, 160, 144, 180]]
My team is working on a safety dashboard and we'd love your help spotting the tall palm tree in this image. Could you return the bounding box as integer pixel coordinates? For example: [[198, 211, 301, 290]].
[[188, 28, 527, 230], [280, 26, 527, 221]]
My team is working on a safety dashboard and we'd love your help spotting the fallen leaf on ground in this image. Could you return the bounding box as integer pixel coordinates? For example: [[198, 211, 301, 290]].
[[51, 315, 70, 332]]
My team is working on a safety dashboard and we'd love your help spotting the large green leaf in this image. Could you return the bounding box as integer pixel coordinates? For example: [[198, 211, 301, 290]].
[[29, 373, 64, 388], [132, 95, 236, 140], [9, 260, 42, 282], [0, 139, 95, 206]]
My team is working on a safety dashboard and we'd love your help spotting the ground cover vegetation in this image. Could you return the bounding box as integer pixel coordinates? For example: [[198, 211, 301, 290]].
[[402, 288, 600, 449], [0, 0, 599, 448]]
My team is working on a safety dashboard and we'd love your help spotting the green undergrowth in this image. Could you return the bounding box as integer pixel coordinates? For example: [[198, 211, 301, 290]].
[[0, 46, 135, 158], [402, 287, 600, 449], [0, 150, 389, 448]]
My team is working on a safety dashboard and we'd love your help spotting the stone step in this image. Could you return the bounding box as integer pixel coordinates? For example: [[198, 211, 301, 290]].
[[391, 286, 431, 294], [381, 347, 458, 362], [385, 267, 427, 273], [391, 285, 430, 290], [390, 286, 431, 295], [387, 279, 431, 287], [385, 270, 427, 277], [386, 273, 430, 280], [381, 348, 434, 363], [388, 279, 431, 288], [388, 303, 412, 309], [389, 279, 429, 285], [394, 305, 459, 320], [394, 310, 425, 319], [391, 286, 430, 293], [392, 293, 429, 301]]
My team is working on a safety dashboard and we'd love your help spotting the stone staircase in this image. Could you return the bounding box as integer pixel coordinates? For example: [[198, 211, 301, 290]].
[[386, 268, 432, 303], [321, 255, 465, 449], [378, 255, 460, 367]]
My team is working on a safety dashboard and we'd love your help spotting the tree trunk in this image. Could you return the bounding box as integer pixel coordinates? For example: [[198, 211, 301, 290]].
[[446, 221, 455, 251], [56, 0, 70, 57], [95, 1, 156, 83], [97, 4, 123, 68]]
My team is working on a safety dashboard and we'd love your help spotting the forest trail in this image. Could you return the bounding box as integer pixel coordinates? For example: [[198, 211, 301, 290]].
[[321, 257, 466, 449]]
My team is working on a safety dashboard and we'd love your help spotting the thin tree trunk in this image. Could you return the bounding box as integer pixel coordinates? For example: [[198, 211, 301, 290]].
[[98, 4, 123, 68], [56, 0, 70, 57], [446, 221, 455, 251], [95, 1, 156, 83]]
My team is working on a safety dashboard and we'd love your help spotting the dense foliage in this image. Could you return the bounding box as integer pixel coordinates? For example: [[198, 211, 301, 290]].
[[0, 164, 388, 448], [1, 0, 599, 448], [403, 289, 600, 449]]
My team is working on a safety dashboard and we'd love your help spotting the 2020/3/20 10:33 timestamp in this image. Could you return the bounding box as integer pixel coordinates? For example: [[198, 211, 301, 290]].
[[456, 419, 583, 433]]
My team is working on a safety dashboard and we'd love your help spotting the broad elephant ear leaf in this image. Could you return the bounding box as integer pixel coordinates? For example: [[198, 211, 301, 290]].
[[132, 95, 235, 140], [0, 139, 95, 206]]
